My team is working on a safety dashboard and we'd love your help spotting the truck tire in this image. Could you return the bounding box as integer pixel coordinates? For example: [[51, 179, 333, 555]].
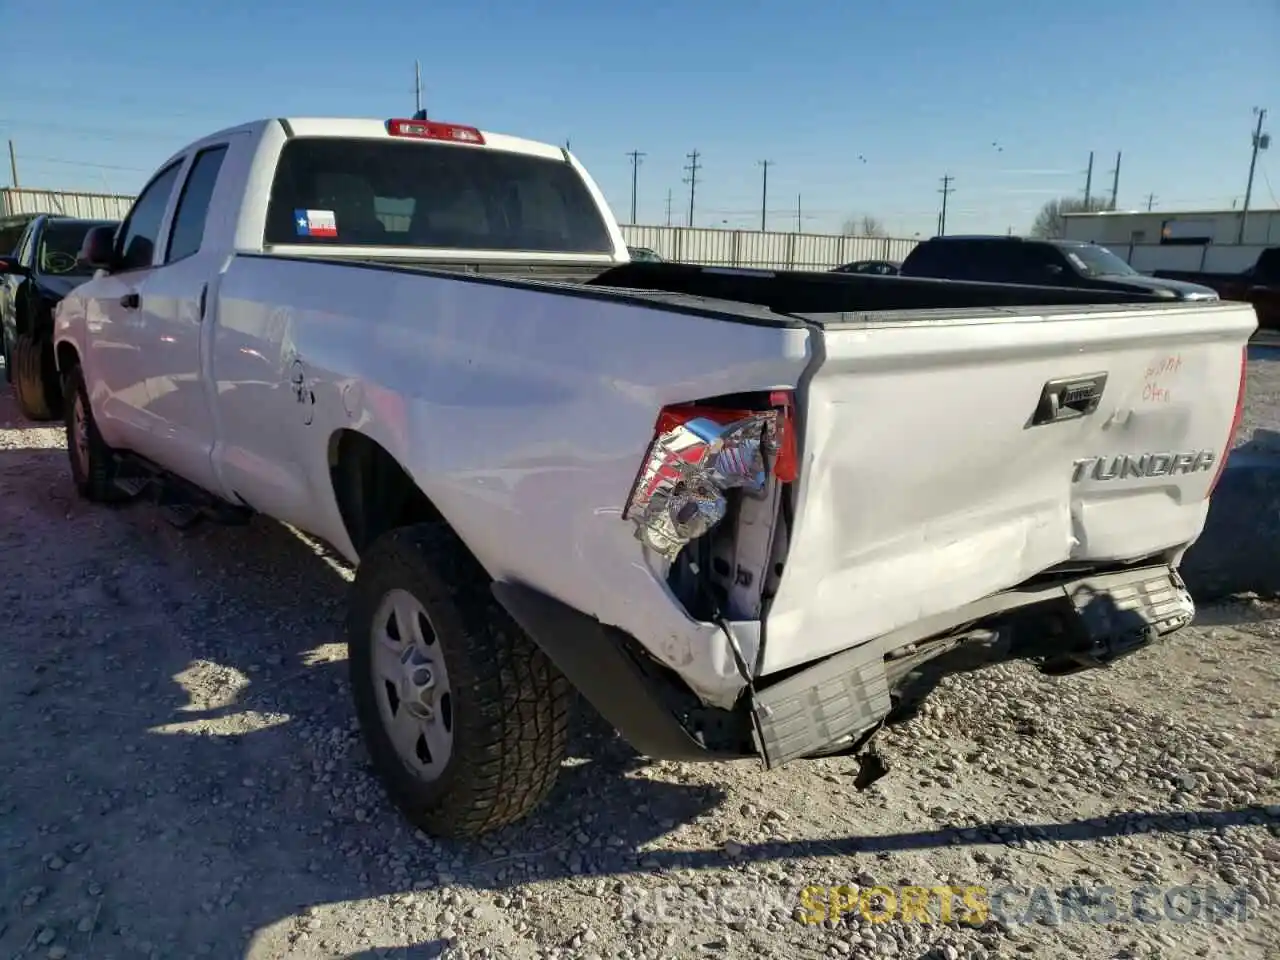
[[12, 332, 61, 421], [63, 363, 123, 503], [346, 522, 573, 838]]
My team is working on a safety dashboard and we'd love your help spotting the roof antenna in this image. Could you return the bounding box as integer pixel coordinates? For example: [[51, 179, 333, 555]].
[[412, 60, 427, 120]]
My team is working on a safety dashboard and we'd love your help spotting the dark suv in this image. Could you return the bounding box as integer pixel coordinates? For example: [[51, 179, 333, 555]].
[[898, 235, 1219, 301]]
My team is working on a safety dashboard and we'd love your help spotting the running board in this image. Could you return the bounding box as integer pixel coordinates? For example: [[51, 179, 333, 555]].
[[111, 453, 253, 528]]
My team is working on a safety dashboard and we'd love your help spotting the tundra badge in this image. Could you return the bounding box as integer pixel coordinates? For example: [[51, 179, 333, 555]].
[[1072, 451, 1217, 483]]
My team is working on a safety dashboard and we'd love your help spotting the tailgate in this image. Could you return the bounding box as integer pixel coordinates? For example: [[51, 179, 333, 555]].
[[759, 300, 1256, 676]]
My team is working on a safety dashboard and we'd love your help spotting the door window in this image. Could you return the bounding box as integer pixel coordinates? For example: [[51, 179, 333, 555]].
[[166, 145, 229, 263], [116, 161, 183, 272]]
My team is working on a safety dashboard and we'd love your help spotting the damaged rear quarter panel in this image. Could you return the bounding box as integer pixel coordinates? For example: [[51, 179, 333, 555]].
[[235, 256, 815, 706]]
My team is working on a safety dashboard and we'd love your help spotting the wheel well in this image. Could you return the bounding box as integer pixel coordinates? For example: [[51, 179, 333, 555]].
[[55, 341, 79, 374], [329, 429, 443, 558]]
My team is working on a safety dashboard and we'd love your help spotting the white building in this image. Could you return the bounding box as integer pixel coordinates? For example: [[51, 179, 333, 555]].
[[1061, 207, 1279, 273]]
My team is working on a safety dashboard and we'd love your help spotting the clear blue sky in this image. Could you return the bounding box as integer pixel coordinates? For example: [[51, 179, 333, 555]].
[[2, 0, 1276, 238]]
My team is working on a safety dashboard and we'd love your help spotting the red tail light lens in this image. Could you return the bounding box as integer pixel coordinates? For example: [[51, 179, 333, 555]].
[[1206, 345, 1248, 499], [386, 119, 485, 145], [623, 392, 797, 560]]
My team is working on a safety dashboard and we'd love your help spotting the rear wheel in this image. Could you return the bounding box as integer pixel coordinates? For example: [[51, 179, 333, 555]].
[[63, 363, 123, 503], [346, 522, 573, 838], [12, 332, 62, 421]]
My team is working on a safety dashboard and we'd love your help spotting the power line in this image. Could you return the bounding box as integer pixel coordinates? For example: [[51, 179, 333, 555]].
[[21, 155, 148, 172], [937, 174, 955, 235], [757, 160, 773, 231], [683, 149, 701, 227], [626, 150, 646, 225]]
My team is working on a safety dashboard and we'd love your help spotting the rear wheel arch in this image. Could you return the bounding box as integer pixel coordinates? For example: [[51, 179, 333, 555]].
[[328, 428, 445, 558]]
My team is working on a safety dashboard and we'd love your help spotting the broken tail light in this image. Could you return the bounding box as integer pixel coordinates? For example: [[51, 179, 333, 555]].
[[1206, 345, 1248, 499], [623, 392, 797, 561]]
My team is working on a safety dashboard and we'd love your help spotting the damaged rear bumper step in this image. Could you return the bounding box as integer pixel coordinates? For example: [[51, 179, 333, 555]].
[[750, 563, 1194, 768], [491, 563, 1194, 770]]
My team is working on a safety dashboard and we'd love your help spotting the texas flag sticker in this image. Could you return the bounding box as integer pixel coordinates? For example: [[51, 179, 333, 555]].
[[294, 209, 338, 238]]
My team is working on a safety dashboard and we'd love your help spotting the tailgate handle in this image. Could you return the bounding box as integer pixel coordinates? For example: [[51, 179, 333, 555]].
[[1031, 373, 1108, 426]]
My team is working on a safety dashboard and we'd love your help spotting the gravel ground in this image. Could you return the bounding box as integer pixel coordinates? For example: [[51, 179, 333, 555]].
[[1, 356, 1278, 960]]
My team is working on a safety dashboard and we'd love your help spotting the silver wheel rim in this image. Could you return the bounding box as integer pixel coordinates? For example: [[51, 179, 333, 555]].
[[371, 588, 454, 780], [71, 392, 90, 476]]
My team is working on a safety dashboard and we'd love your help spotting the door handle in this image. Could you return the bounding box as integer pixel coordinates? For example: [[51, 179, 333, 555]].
[[120, 292, 141, 310], [1030, 373, 1108, 427]]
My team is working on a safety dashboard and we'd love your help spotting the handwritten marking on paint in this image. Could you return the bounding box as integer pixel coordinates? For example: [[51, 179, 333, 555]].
[[1142, 354, 1182, 404]]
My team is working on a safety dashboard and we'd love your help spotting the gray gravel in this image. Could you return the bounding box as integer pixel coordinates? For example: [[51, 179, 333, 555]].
[[1, 354, 1278, 960]]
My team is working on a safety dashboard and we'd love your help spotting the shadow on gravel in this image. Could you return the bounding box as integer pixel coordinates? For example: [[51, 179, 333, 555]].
[[1181, 427, 1280, 602], [0, 507, 726, 958]]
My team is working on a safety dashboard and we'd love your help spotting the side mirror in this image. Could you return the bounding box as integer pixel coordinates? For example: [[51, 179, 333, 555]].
[[1045, 264, 1065, 276], [0, 255, 27, 276], [78, 225, 118, 271]]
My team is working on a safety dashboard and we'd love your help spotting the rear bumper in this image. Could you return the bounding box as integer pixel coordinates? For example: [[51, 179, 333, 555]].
[[751, 562, 1195, 766], [493, 561, 1194, 768]]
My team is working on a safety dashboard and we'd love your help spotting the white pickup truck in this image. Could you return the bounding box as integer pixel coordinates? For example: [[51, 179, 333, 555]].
[[53, 115, 1256, 839]]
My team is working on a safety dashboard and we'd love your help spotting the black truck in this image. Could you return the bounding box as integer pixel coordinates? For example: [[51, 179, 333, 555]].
[[0, 214, 118, 420], [898, 235, 1221, 301]]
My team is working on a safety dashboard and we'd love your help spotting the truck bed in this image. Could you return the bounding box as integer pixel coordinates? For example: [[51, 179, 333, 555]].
[[265, 253, 1172, 330], [225, 250, 1255, 685]]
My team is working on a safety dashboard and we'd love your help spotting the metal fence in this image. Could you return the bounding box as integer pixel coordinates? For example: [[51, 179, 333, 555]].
[[0, 187, 136, 221], [621, 225, 918, 270]]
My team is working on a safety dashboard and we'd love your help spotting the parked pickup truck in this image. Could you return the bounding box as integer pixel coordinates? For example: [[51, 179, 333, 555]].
[[1153, 247, 1280, 332], [899, 235, 1222, 301], [53, 115, 1256, 839]]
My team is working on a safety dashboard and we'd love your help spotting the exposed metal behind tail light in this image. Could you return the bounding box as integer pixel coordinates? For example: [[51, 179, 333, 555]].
[[1206, 345, 1248, 499], [623, 392, 797, 560], [386, 118, 485, 145]]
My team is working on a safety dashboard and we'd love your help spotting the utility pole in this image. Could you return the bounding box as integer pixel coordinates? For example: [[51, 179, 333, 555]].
[[1145, 193, 1157, 212], [1083, 151, 1094, 207], [683, 150, 701, 227], [626, 150, 646, 225], [1109, 151, 1122, 210], [7, 140, 17, 189], [757, 160, 772, 231], [665, 189, 673, 227], [1238, 107, 1270, 244], [938, 174, 955, 236], [414, 60, 422, 115], [795, 194, 802, 232]]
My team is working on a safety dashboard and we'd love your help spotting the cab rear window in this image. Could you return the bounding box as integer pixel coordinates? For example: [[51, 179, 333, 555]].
[[264, 137, 614, 254]]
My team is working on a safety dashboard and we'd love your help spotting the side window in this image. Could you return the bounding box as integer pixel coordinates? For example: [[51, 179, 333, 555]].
[[166, 145, 228, 263], [1014, 246, 1067, 283], [117, 161, 183, 272], [15, 223, 36, 266]]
